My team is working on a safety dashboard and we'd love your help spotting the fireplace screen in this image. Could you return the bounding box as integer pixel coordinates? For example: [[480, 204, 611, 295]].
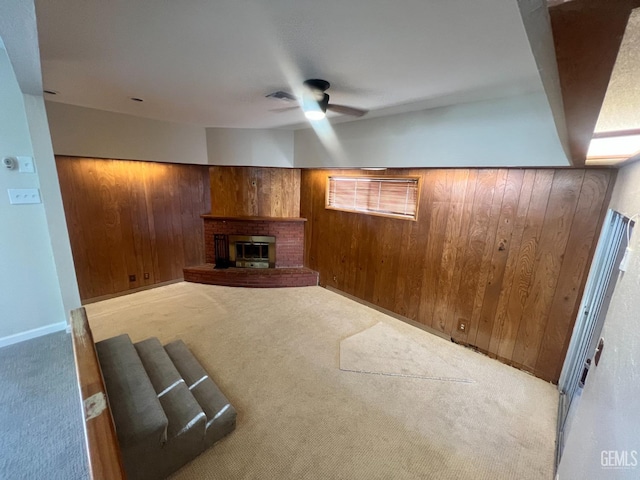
[[228, 235, 276, 268]]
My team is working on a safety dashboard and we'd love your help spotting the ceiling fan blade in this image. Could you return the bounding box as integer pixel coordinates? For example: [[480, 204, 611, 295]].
[[269, 105, 300, 113], [327, 104, 368, 117]]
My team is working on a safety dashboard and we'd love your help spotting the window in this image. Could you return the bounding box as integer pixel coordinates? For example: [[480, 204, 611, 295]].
[[326, 176, 419, 220]]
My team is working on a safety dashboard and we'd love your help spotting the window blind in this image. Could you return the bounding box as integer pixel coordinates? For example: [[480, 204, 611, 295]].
[[326, 176, 419, 220]]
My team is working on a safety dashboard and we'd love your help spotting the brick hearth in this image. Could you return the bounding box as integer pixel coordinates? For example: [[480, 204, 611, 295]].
[[184, 215, 317, 288], [183, 264, 318, 288]]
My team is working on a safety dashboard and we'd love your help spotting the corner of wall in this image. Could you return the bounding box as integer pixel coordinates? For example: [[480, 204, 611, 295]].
[[517, 0, 571, 161], [558, 160, 640, 478], [24, 94, 81, 316], [0, 49, 69, 341]]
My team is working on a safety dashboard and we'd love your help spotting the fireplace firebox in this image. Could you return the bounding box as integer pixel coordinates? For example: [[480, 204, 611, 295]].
[[228, 235, 276, 268]]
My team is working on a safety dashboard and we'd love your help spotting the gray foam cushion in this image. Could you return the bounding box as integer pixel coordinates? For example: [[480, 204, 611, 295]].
[[164, 340, 208, 387], [97, 335, 236, 480], [95, 334, 168, 448], [159, 382, 206, 441], [134, 337, 183, 396], [192, 379, 237, 447], [164, 339, 237, 446]]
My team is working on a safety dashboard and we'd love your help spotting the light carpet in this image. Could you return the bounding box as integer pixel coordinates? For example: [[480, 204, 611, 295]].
[[340, 322, 474, 383], [86, 282, 558, 480], [0, 331, 89, 480]]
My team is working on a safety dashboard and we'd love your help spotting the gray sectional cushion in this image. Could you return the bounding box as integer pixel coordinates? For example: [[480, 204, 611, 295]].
[[134, 337, 183, 396], [95, 334, 168, 447], [164, 339, 236, 446], [164, 339, 208, 387], [159, 382, 206, 441], [97, 334, 236, 480], [153, 387, 209, 480], [192, 379, 237, 447]]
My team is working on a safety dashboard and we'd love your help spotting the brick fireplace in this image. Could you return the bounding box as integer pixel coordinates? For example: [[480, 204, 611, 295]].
[[184, 215, 318, 287], [203, 216, 305, 268]]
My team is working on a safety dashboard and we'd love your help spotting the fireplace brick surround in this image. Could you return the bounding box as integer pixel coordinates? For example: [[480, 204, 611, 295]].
[[202, 216, 305, 268], [183, 215, 318, 288]]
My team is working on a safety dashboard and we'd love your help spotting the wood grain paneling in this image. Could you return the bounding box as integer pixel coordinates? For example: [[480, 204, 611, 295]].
[[56, 156, 211, 301], [534, 169, 614, 381], [300, 167, 616, 383], [209, 166, 300, 217]]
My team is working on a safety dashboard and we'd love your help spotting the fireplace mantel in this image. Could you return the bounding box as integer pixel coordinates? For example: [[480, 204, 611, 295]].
[[200, 215, 307, 222]]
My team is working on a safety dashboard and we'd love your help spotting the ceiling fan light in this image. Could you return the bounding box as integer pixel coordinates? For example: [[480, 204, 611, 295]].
[[305, 109, 326, 120], [302, 92, 328, 121]]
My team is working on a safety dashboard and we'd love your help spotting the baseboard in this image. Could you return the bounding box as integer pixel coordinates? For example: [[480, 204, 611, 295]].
[[81, 278, 184, 304], [0, 321, 68, 349]]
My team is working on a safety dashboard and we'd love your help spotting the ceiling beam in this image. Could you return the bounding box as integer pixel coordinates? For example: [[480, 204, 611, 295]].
[[550, 0, 640, 166]]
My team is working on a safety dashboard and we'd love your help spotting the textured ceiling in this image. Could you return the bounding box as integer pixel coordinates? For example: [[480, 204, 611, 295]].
[[34, 0, 548, 129], [595, 8, 640, 133], [0, 0, 43, 95]]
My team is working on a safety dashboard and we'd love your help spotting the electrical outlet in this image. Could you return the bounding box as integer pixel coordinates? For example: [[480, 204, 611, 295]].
[[8, 188, 41, 204], [144, 273, 150, 279], [129, 274, 136, 282], [457, 319, 467, 332]]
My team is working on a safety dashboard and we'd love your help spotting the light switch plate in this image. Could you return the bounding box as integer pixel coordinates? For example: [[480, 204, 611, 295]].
[[17, 156, 35, 173], [8, 188, 41, 204]]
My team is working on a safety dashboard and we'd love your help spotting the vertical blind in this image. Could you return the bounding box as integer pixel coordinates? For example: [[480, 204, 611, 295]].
[[326, 176, 419, 220]]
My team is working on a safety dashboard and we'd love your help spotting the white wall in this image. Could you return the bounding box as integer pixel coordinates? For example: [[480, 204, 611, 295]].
[[0, 48, 69, 341], [46, 91, 569, 170], [45, 102, 209, 164], [206, 128, 294, 167], [294, 92, 570, 168], [558, 161, 640, 479], [24, 94, 81, 318], [45, 103, 296, 168]]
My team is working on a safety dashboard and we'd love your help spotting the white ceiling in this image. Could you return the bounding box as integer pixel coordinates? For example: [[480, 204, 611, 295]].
[[35, 0, 548, 129], [0, 0, 42, 95], [595, 8, 640, 133], [586, 8, 640, 166]]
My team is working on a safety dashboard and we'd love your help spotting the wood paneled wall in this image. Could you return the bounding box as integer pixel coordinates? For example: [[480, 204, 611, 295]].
[[301, 168, 616, 383], [56, 156, 211, 301], [210, 166, 301, 217]]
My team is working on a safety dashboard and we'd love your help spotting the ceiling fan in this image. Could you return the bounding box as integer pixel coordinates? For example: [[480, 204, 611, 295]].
[[266, 79, 368, 120]]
